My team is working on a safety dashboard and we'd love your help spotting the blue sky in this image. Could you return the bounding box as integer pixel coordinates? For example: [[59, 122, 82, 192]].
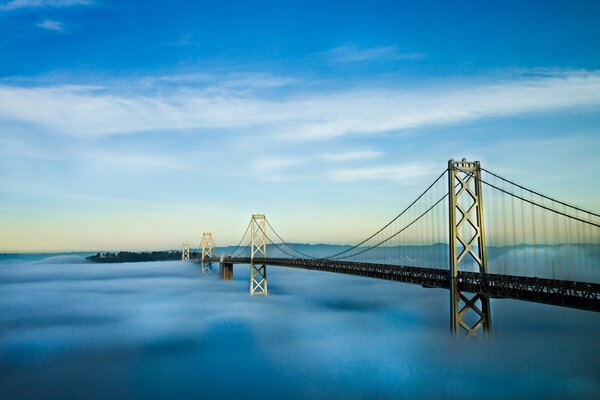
[[1, 0, 600, 252]]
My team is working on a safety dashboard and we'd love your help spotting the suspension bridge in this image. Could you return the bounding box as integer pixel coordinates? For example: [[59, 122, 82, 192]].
[[184, 159, 600, 337]]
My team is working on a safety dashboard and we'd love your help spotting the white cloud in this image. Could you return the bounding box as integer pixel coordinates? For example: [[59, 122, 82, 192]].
[[81, 150, 195, 172], [253, 158, 303, 170], [320, 150, 382, 162], [248, 154, 436, 184], [139, 72, 296, 91], [1, 70, 600, 140], [0, 0, 91, 11], [328, 164, 436, 182], [250, 158, 305, 182], [321, 45, 425, 62], [37, 19, 64, 32]]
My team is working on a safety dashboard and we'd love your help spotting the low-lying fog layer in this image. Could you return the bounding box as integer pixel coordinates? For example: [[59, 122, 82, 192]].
[[1, 256, 598, 399]]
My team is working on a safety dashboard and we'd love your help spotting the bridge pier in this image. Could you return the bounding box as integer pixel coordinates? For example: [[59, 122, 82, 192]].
[[220, 262, 234, 280]]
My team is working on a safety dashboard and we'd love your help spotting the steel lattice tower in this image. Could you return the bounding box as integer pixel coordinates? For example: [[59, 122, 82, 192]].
[[200, 232, 214, 273], [250, 214, 267, 295], [448, 158, 492, 337], [181, 243, 190, 261]]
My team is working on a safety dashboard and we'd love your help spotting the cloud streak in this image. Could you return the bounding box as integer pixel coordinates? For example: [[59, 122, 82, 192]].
[[320, 45, 425, 62], [328, 164, 436, 182], [1, 70, 600, 140], [81, 150, 197, 173], [320, 150, 382, 162], [37, 19, 64, 32], [0, 0, 91, 11]]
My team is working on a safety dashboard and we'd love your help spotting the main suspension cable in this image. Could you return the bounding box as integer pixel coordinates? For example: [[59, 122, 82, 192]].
[[331, 193, 448, 260], [482, 167, 600, 218], [480, 178, 600, 228], [322, 168, 449, 260], [230, 242, 251, 258], [255, 224, 300, 259], [265, 219, 316, 259], [227, 220, 252, 256]]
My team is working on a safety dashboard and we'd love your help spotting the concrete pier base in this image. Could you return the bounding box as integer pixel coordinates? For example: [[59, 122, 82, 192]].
[[219, 262, 233, 280]]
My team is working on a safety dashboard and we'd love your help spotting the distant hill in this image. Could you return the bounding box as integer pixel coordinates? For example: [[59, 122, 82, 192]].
[[85, 242, 600, 282], [87, 250, 197, 263]]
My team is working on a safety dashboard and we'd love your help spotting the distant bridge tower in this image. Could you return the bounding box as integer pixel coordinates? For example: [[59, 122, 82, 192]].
[[250, 214, 268, 295], [448, 158, 491, 337], [200, 232, 214, 273], [181, 243, 190, 261]]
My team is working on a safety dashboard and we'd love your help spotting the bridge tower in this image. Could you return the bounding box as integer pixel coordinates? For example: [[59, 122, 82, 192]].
[[181, 243, 190, 261], [448, 158, 492, 337], [250, 214, 268, 295], [200, 232, 214, 273]]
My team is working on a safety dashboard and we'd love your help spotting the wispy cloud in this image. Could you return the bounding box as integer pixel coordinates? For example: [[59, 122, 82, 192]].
[[320, 150, 382, 162], [37, 19, 64, 32], [169, 33, 194, 47], [0, 0, 91, 11], [249, 152, 386, 182], [139, 72, 296, 91], [81, 150, 195, 173], [1, 70, 600, 140], [321, 45, 425, 62], [328, 164, 436, 182], [253, 158, 303, 170], [250, 158, 305, 182]]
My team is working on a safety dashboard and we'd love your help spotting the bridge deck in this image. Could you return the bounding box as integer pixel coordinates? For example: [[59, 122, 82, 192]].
[[206, 257, 600, 312]]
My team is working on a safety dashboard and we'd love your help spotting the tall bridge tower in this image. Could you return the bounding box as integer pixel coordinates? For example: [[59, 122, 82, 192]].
[[200, 232, 214, 273], [181, 243, 190, 261], [250, 214, 268, 295], [448, 158, 491, 337]]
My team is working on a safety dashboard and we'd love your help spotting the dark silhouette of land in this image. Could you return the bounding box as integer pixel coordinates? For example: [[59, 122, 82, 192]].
[[87, 251, 197, 263]]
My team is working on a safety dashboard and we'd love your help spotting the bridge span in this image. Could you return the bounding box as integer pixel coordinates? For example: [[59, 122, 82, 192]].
[[209, 257, 600, 312], [187, 159, 600, 337]]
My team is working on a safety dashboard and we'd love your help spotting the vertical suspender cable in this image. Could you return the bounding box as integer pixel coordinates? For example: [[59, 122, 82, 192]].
[[510, 189, 518, 276], [520, 186, 528, 277]]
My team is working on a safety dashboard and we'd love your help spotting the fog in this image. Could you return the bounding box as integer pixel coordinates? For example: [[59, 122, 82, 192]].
[[1, 256, 599, 399]]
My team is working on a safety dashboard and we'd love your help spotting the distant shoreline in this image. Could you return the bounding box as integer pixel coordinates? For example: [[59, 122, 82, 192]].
[[87, 251, 195, 263]]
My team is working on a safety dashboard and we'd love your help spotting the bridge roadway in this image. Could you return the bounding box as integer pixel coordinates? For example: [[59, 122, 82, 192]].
[[205, 256, 600, 312]]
